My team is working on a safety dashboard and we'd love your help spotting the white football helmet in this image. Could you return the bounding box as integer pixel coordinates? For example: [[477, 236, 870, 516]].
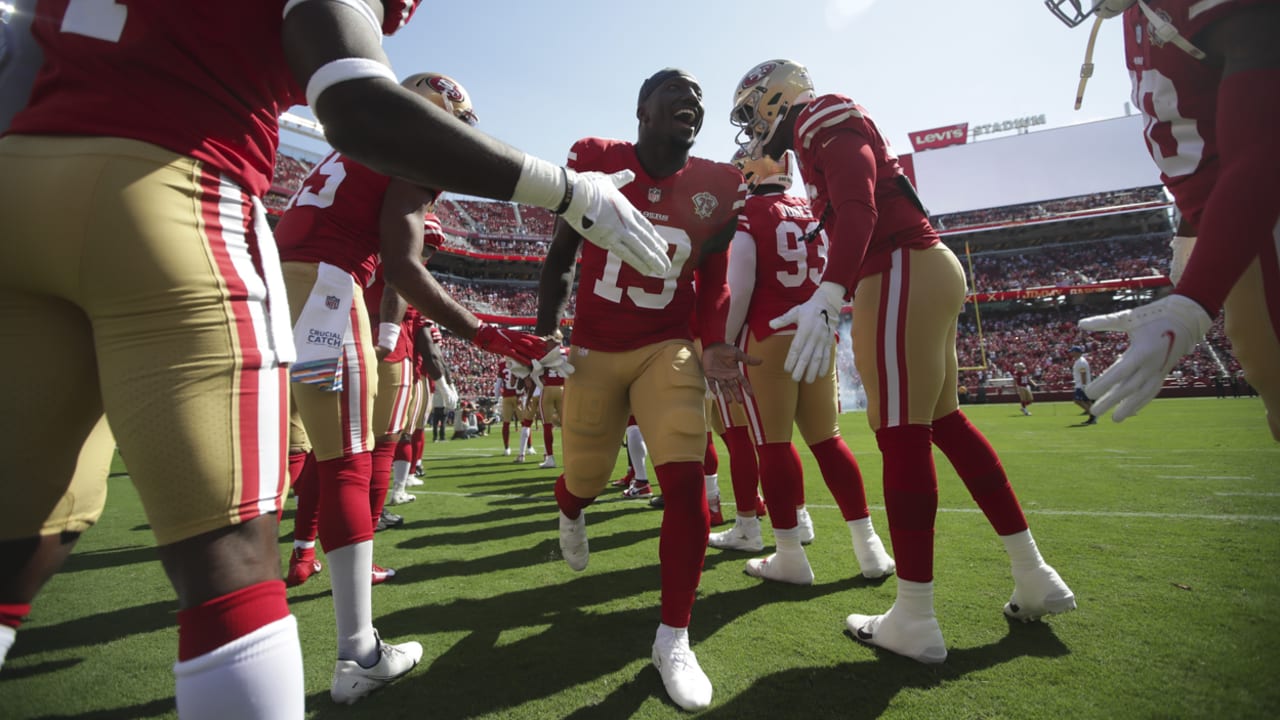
[[731, 148, 792, 192], [1044, 0, 1135, 27], [401, 72, 479, 126], [730, 60, 815, 159]]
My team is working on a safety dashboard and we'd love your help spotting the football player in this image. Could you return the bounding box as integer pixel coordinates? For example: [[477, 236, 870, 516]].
[[0, 1, 674, 712], [718, 149, 894, 584], [1013, 362, 1037, 416], [538, 345, 570, 469], [729, 59, 1075, 664], [1046, 0, 1279, 439], [535, 69, 753, 711], [496, 360, 524, 455]]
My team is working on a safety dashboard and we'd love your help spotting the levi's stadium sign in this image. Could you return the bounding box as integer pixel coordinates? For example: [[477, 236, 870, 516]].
[[909, 123, 968, 151], [908, 114, 1047, 151]]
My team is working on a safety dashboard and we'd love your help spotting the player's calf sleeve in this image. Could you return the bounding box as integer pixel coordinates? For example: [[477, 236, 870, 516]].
[[410, 428, 425, 463], [931, 410, 1028, 536], [543, 424, 555, 456], [809, 436, 870, 521], [554, 475, 594, 519], [317, 454, 375, 551], [626, 425, 649, 481], [702, 432, 719, 476], [290, 453, 320, 543], [654, 461, 708, 628], [174, 581, 303, 720], [755, 442, 804, 529], [877, 425, 937, 583], [394, 437, 414, 463], [502, 423, 511, 448], [369, 440, 396, 523], [720, 426, 760, 514]]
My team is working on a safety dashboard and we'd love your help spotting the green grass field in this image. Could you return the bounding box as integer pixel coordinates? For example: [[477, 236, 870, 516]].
[[4, 397, 1279, 720]]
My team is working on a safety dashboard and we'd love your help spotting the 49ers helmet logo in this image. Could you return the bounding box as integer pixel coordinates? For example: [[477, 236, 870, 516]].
[[426, 75, 466, 104], [740, 62, 778, 90]]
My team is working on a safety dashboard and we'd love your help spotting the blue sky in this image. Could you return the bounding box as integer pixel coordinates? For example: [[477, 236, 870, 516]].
[[285, 1, 1136, 171]]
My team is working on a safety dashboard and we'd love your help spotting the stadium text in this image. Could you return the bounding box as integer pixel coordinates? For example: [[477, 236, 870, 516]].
[[970, 114, 1047, 139]]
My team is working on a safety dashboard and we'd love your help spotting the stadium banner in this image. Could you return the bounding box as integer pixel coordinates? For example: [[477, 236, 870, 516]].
[[909, 123, 968, 151], [966, 275, 1171, 304]]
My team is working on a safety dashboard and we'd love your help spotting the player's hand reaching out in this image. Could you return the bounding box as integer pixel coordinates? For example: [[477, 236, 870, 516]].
[[1077, 294, 1212, 423], [561, 170, 672, 277], [702, 342, 761, 404], [770, 281, 845, 383]]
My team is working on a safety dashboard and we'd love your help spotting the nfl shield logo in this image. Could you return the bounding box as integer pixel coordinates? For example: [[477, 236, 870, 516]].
[[648, 187, 662, 203], [325, 295, 340, 310]]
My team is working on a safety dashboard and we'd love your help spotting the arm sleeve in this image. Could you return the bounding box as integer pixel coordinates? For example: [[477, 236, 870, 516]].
[[814, 130, 879, 291], [694, 248, 731, 347], [724, 230, 757, 343]]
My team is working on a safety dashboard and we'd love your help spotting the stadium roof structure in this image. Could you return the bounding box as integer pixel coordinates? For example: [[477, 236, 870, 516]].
[[906, 115, 1161, 216]]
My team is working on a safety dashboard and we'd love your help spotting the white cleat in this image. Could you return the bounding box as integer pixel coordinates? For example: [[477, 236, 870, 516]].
[[846, 606, 947, 664], [405, 476, 424, 487], [1004, 563, 1076, 622], [797, 507, 815, 545], [504, 447, 512, 456], [652, 628, 713, 711], [559, 511, 589, 571], [539, 456, 557, 469], [708, 520, 764, 552], [330, 634, 424, 704], [853, 534, 896, 579], [514, 454, 525, 464], [744, 550, 814, 585], [387, 490, 416, 506]]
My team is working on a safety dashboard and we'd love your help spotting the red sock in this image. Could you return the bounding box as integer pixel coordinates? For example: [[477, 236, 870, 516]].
[[809, 436, 869, 521], [394, 437, 414, 463], [369, 440, 396, 525], [0, 603, 31, 629], [502, 423, 511, 449], [755, 442, 802, 529], [554, 475, 594, 519], [543, 424, 555, 456], [176, 581, 288, 661], [290, 452, 319, 543], [702, 432, 718, 476], [411, 429, 425, 464], [316, 453, 374, 551], [877, 425, 937, 583], [932, 410, 1028, 535], [655, 461, 708, 628], [720, 426, 760, 514], [282, 450, 308, 522]]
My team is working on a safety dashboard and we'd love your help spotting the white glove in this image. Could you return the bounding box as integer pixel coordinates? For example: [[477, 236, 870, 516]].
[[563, 170, 671, 277], [443, 380, 458, 411], [1078, 293, 1211, 422], [769, 281, 845, 384], [1168, 235, 1195, 285]]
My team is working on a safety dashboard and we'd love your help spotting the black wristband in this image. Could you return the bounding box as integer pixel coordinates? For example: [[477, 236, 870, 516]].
[[553, 166, 573, 215]]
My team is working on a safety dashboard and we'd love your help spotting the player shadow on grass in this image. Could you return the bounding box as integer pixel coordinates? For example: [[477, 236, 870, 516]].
[[8, 599, 173, 658], [17, 696, 177, 720]]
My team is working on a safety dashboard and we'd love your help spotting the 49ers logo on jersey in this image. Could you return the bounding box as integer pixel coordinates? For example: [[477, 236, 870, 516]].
[[740, 62, 778, 90], [427, 76, 466, 104], [692, 192, 719, 219]]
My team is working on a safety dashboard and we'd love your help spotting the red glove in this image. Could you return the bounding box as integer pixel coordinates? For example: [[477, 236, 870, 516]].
[[472, 323, 553, 365]]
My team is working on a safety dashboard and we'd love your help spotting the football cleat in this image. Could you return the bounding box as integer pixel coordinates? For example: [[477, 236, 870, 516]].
[[612, 468, 636, 488], [504, 447, 512, 456], [387, 490, 416, 506], [559, 511, 589, 571], [539, 456, 557, 469], [513, 454, 526, 464], [709, 519, 764, 552], [707, 495, 725, 526], [846, 605, 947, 664], [648, 494, 665, 510], [330, 632, 423, 704], [622, 481, 653, 499], [652, 628, 713, 711], [285, 547, 322, 588], [744, 550, 814, 585], [755, 495, 768, 518], [797, 507, 815, 545], [1004, 563, 1076, 622], [406, 476, 424, 487], [371, 563, 396, 585]]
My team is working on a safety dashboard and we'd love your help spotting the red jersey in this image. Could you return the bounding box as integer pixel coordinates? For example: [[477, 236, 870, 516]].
[[1014, 371, 1034, 389], [498, 362, 521, 397], [5, 1, 419, 198], [276, 152, 392, 286], [792, 94, 938, 287], [737, 191, 829, 341], [566, 138, 744, 352], [541, 348, 570, 387]]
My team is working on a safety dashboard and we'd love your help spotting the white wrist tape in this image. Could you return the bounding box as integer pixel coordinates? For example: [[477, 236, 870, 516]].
[[306, 58, 397, 109], [283, 0, 381, 36], [378, 322, 402, 352], [511, 154, 569, 211]]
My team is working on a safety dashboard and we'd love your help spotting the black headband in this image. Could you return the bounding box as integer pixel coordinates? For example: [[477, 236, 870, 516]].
[[638, 68, 694, 107]]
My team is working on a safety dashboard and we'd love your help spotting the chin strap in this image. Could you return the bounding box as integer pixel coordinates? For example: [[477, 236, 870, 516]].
[[1073, 1, 1205, 111]]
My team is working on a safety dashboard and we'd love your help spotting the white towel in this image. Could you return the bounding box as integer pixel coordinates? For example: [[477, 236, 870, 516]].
[[290, 262, 354, 392]]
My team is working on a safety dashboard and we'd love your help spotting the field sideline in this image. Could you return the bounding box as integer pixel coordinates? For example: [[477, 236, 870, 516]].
[[4, 397, 1278, 719]]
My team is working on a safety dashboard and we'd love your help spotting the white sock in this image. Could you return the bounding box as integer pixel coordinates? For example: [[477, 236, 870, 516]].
[[0, 625, 15, 671], [774, 527, 803, 553], [737, 515, 760, 535], [391, 459, 411, 494], [895, 579, 937, 618], [327, 541, 377, 666], [292, 539, 315, 551], [656, 622, 689, 644], [847, 517, 876, 546], [704, 473, 719, 499], [519, 427, 531, 453], [1000, 529, 1045, 572], [173, 615, 305, 720], [626, 426, 649, 481]]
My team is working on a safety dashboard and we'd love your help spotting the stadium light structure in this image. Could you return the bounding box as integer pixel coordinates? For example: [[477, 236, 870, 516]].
[[280, 111, 325, 142]]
